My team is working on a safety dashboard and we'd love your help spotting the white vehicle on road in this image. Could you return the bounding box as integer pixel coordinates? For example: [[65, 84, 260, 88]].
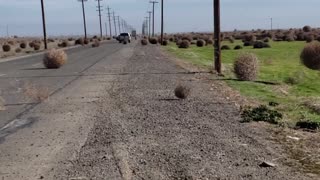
[[118, 33, 131, 43]]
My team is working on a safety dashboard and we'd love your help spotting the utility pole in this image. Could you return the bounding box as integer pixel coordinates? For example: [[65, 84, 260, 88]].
[[147, 11, 152, 38], [106, 6, 112, 37], [78, 0, 88, 40], [271, 18, 273, 31], [122, 19, 125, 32], [96, 0, 103, 38], [145, 17, 149, 37], [214, 0, 221, 74], [150, 1, 158, 37], [40, 0, 47, 49], [117, 16, 121, 33], [160, 0, 164, 45], [105, 22, 108, 37], [113, 11, 117, 36]]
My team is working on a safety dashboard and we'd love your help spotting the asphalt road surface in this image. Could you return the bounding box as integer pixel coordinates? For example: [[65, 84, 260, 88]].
[[0, 41, 316, 179]]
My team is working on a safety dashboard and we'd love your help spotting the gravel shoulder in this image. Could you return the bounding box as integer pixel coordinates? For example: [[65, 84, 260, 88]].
[[57, 44, 316, 179]]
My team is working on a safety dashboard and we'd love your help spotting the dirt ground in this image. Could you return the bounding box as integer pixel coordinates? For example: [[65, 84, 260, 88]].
[[54, 44, 319, 179]]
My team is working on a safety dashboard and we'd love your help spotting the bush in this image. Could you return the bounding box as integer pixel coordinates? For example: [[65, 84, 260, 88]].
[[141, 39, 148, 45], [15, 48, 22, 53], [196, 39, 205, 47], [241, 105, 282, 124], [2, 44, 11, 52], [33, 43, 41, 51], [58, 41, 69, 48], [221, 45, 231, 50], [43, 49, 67, 69], [234, 45, 243, 50], [29, 42, 35, 48], [174, 85, 190, 99], [75, 38, 84, 45], [179, 40, 190, 49], [229, 36, 235, 43], [243, 41, 253, 46], [296, 120, 320, 130], [306, 35, 314, 43], [303, 25, 312, 32], [92, 40, 100, 47], [206, 39, 213, 45], [263, 37, 270, 43], [162, 40, 168, 46], [300, 42, 320, 70], [149, 38, 158, 44], [84, 39, 89, 44], [20, 42, 27, 49], [253, 41, 270, 49], [234, 53, 259, 81]]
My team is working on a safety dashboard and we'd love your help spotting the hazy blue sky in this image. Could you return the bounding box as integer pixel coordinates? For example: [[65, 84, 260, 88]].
[[0, 0, 319, 37]]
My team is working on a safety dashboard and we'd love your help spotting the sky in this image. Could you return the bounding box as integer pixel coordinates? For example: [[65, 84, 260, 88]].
[[0, 0, 319, 37]]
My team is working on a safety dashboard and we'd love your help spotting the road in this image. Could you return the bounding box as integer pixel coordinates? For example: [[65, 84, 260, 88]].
[[0, 41, 316, 179]]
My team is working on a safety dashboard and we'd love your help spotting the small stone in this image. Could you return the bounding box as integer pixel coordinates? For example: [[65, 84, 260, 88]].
[[259, 161, 276, 168], [286, 136, 300, 141]]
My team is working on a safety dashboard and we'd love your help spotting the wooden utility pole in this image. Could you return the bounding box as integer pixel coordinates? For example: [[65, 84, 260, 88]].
[[214, 0, 221, 74], [96, 0, 103, 38], [106, 6, 112, 37], [147, 11, 152, 38], [79, 0, 88, 40], [150, 1, 158, 37], [40, 0, 47, 49], [117, 16, 121, 33], [113, 11, 117, 35], [160, 0, 164, 45]]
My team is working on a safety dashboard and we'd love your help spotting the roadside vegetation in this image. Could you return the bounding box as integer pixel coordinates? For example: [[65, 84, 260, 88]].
[[162, 27, 320, 129]]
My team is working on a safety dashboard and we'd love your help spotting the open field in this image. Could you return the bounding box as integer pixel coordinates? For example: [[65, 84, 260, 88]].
[[164, 40, 320, 126]]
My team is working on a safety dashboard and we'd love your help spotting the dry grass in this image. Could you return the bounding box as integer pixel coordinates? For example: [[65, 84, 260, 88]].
[[23, 83, 50, 102], [43, 49, 67, 69]]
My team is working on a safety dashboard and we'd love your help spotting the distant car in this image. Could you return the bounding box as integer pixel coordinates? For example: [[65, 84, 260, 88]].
[[118, 33, 131, 43]]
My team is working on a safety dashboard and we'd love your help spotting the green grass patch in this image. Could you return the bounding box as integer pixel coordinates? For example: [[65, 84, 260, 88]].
[[164, 40, 320, 125]]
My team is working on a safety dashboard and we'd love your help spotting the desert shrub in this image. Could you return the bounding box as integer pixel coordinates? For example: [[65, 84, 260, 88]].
[[68, 37, 74, 41], [15, 48, 22, 53], [196, 39, 205, 47], [206, 39, 214, 45], [243, 41, 253, 46], [296, 120, 320, 130], [75, 38, 84, 45], [182, 36, 192, 42], [92, 40, 100, 47], [234, 45, 243, 50], [162, 40, 168, 46], [33, 43, 41, 50], [43, 49, 67, 69], [174, 85, 190, 99], [20, 42, 27, 49], [263, 37, 270, 42], [84, 39, 89, 44], [306, 35, 314, 43], [48, 38, 55, 43], [296, 32, 306, 41], [149, 38, 158, 44], [300, 42, 320, 70], [58, 41, 69, 48], [141, 39, 148, 45], [303, 25, 312, 32], [284, 71, 305, 85], [7, 41, 15, 46], [175, 39, 182, 46], [179, 40, 190, 49], [107, 37, 111, 40], [2, 44, 11, 52], [253, 41, 270, 49], [221, 45, 231, 50], [241, 105, 282, 124], [29, 42, 35, 48], [229, 36, 235, 43], [234, 53, 259, 81], [169, 37, 174, 42]]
